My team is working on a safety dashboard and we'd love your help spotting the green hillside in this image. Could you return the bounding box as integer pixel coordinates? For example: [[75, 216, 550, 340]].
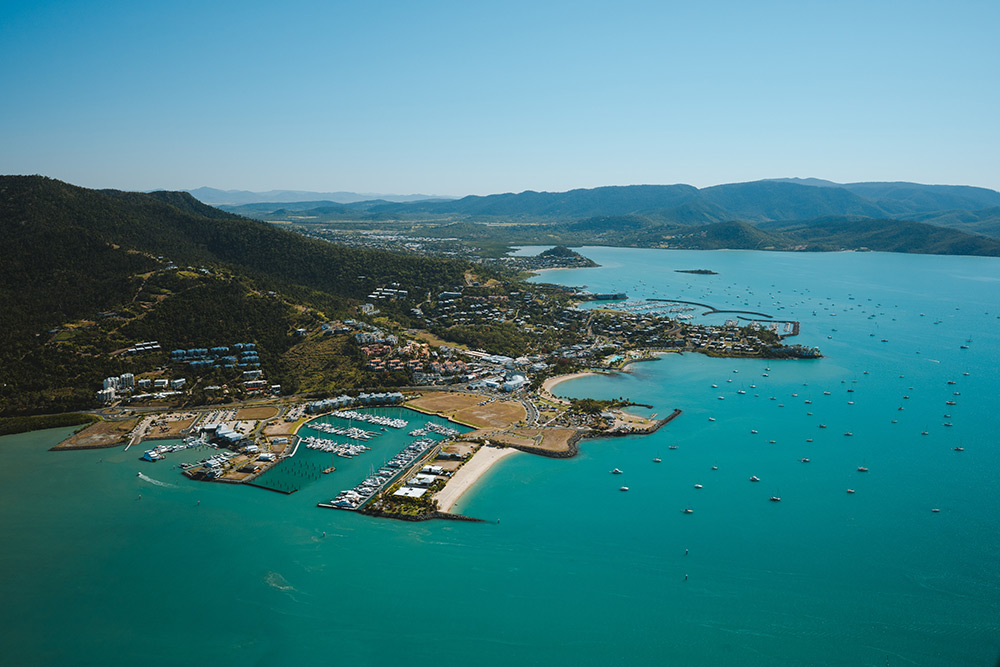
[[759, 217, 1000, 255], [0, 176, 471, 415]]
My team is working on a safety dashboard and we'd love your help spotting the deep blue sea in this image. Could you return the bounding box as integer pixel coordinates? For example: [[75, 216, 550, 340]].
[[1, 248, 998, 666]]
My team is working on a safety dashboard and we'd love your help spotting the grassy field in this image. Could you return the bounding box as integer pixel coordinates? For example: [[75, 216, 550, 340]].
[[407, 392, 525, 429], [235, 406, 279, 420]]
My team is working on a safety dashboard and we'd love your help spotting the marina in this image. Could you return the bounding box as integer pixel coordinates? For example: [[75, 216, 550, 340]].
[[2, 248, 998, 666]]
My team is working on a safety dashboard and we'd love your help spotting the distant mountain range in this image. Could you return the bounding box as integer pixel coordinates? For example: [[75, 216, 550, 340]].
[[185, 187, 453, 206], [209, 179, 1000, 241]]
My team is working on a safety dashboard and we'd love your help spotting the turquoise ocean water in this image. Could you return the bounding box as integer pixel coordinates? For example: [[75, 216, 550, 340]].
[[2, 248, 998, 665]]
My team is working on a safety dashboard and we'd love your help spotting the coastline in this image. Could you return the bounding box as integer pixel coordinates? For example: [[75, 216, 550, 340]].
[[434, 446, 520, 512], [540, 372, 598, 404]]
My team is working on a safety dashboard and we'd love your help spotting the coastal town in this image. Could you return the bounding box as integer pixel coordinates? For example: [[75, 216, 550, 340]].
[[48, 250, 822, 521]]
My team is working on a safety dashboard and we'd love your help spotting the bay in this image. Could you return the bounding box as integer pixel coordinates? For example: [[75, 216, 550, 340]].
[[1, 248, 998, 665]]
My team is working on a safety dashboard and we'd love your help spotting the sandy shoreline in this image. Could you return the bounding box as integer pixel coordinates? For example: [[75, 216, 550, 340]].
[[435, 446, 519, 513], [540, 372, 597, 404]]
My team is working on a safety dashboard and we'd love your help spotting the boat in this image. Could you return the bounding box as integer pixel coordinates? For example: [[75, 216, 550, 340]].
[[619, 486, 629, 492], [652, 457, 661, 463], [844, 432, 853, 436], [921, 431, 929, 435], [946, 401, 956, 405], [322, 466, 336, 474], [947, 380, 956, 385], [846, 489, 855, 494], [819, 424, 827, 428], [953, 446, 964, 452], [857, 466, 868, 472], [769, 496, 781, 502], [682, 508, 694, 514], [668, 445, 678, 450], [610, 468, 623, 475], [751, 429, 758, 434], [749, 475, 760, 482], [717, 396, 725, 400], [711, 465, 718, 471], [800, 458, 810, 463], [931, 508, 940, 513], [708, 417, 716, 422], [694, 484, 703, 489]]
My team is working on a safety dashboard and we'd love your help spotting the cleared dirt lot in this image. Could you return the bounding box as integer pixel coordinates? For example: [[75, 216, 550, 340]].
[[54, 418, 138, 449]]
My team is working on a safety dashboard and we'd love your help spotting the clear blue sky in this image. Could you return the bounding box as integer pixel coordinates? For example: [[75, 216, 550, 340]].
[[1, 0, 997, 195]]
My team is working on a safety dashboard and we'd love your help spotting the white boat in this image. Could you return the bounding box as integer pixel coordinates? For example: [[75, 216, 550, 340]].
[[619, 486, 629, 492], [749, 475, 760, 482], [610, 468, 623, 475]]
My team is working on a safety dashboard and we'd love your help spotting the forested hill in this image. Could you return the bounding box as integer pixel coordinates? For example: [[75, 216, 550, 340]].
[[223, 179, 1000, 231], [0, 176, 471, 415], [0, 175, 467, 332]]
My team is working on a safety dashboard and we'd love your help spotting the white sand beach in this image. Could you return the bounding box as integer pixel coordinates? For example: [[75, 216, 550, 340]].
[[434, 446, 519, 513]]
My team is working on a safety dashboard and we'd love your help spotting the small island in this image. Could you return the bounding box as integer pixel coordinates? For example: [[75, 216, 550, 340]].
[[675, 269, 718, 275]]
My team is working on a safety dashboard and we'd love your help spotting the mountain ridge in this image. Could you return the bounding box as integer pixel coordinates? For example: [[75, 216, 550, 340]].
[[212, 179, 1000, 238]]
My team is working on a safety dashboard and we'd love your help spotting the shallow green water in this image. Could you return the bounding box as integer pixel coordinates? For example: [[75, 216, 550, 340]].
[[2, 249, 998, 665]]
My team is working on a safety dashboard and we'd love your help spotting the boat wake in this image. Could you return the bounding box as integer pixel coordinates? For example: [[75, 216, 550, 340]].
[[136, 472, 176, 488]]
